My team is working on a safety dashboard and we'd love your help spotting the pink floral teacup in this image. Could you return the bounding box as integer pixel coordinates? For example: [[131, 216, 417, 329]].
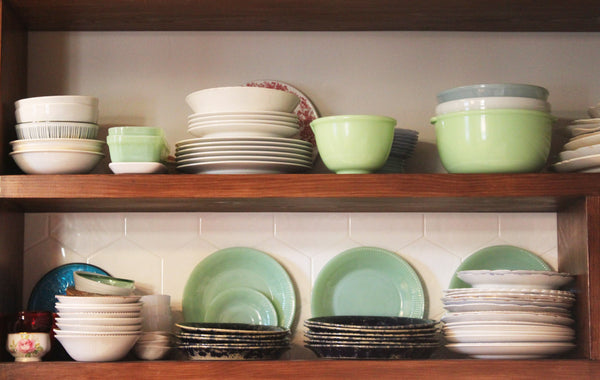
[[6, 332, 51, 362]]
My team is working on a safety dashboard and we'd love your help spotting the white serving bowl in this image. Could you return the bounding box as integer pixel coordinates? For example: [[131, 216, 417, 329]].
[[435, 96, 551, 115], [16, 121, 99, 140], [55, 322, 142, 332], [55, 302, 143, 313], [15, 95, 99, 108], [55, 334, 140, 362], [186, 86, 300, 114], [11, 138, 104, 152], [10, 149, 103, 174], [15, 102, 99, 123], [55, 317, 143, 325], [57, 311, 141, 319], [74, 271, 135, 296]]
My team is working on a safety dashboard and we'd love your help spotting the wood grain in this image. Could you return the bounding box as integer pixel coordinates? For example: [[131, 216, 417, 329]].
[[6, 0, 600, 31]]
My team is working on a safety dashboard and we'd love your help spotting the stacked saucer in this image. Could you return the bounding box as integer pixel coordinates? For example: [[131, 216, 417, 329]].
[[442, 270, 576, 359], [53, 295, 143, 361], [176, 322, 290, 360], [304, 316, 440, 359], [554, 117, 600, 172], [377, 128, 419, 173]]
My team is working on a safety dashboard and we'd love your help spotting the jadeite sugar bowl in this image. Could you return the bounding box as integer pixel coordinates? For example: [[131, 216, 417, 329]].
[[430, 109, 554, 173], [310, 115, 396, 174]]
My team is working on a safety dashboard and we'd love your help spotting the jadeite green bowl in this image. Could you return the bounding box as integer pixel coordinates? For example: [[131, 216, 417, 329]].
[[108, 126, 164, 136], [107, 134, 169, 163], [430, 109, 554, 173], [310, 115, 396, 174]]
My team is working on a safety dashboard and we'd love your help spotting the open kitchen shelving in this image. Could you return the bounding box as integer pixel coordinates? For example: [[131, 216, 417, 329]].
[[1, 1, 600, 378]]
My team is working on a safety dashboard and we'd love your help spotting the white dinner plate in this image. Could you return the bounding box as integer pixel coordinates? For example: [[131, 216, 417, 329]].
[[176, 145, 313, 157], [188, 113, 298, 124], [176, 136, 313, 150], [553, 153, 600, 172], [441, 311, 574, 325], [445, 342, 575, 359], [189, 119, 299, 129], [109, 162, 168, 174], [456, 270, 573, 289], [176, 160, 311, 174], [188, 123, 299, 138], [443, 302, 570, 314], [176, 154, 312, 166], [564, 131, 600, 150], [444, 332, 574, 344], [442, 323, 574, 335], [443, 298, 574, 309], [176, 150, 312, 162]]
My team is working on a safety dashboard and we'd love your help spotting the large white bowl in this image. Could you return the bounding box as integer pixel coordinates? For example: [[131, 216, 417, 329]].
[[55, 334, 140, 362], [15, 102, 99, 123], [10, 149, 103, 174], [11, 138, 104, 152], [15, 95, 99, 108], [74, 271, 135, 296], [55, 322, 142, 332], [16, 121, 99, 140], [436, 96, 551, 115], [186, 86, 300, 114]]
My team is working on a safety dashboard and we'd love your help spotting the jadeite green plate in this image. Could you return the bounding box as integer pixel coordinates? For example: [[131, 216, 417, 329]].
[[311, 247, 425, 318], [449, 245, 551, 289], [183, 247, 295, 329], [204, 287, 278, 326]]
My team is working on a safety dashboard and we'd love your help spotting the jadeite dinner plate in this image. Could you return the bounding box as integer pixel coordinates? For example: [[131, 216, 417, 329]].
[[182, 247, 295, 329], [204, 287, 278, 326], [28, 263, 110, 313], [311, 247, 425, 318], [449, 245, 551, 289]]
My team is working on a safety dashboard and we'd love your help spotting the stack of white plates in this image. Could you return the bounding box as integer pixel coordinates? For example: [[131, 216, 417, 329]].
[[53, 295, 143, 361], [304, 316, 440, 359], [187, 111, 301, 139], [442, 270, 576, 359], [554, 118, 600, 172], [175, 136, 313, 174], [377, 128, 419, 173], [176, 322, 290, 360]]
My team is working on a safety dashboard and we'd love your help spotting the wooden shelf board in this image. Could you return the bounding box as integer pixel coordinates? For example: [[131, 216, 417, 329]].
[[6, 0, 600, 32]]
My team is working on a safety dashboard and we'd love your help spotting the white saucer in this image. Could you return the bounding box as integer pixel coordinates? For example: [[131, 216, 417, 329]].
[[109, 162, 167, 174]]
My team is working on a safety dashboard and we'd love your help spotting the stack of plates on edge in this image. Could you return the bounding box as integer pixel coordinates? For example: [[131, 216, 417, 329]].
[[442, 269, 576, 359], [53, 294, 143, 362], [177, 85, 314, 174], [176, 322, 290, 360], [304, 316, 440, 359], [554, 104, 600, 172], [377, 128, 419, 173]]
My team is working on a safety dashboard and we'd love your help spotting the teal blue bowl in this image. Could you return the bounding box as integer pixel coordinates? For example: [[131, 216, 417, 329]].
[[431, 109, 554, 173]]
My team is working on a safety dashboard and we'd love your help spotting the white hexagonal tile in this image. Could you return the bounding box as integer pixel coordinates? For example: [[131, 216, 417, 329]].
[[200, 213, 274, 247], [88, 239, 162, 295], [400, 239, 461, 319], [162, 238, 219, 309], [23, 238, 86, 309], [275, 213, 350, 257], [50, 213, 125, 257], [24, 213, 49, 250], [349, 213, 423, 249], [499, 213, 557, 253], [424, 213, 499, 257], [125, 212, 200, 252]]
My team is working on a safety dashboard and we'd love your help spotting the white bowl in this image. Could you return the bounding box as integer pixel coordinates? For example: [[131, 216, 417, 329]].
[[55, 322, 142, 332], [55, 334, 140, 362], [436, 96, 551, 115], [55, 295, 142, 304], [10, 149, 103, 174], [185, 86, 300, 114], [55, 317, 143, 325], [11, 138, 104, 152], [55, 302, 143, 313], [16, 121, 99, 140], [15, 95, 99, 108], [74, 271, 135, 296], [134, 342, 171, 360], [15, 102, 99, 123], [57, 311, 141, 319]]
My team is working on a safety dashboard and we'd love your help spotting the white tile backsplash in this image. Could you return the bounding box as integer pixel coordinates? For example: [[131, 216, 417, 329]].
[[23, 211, 558, 359]]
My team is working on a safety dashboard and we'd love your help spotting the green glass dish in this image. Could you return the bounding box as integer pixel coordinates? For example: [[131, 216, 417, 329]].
[[448, 245, 552, 289], [311, 247, 425, 318], [108, 126, 164, 136], [182, 247, 296, 329], [106, 134, 169, 163], [204, 287, 278, 326]]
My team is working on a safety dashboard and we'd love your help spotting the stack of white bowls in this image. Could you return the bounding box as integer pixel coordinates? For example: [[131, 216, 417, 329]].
[[10, 95, 104, 174], [553, 103, 600, 172], [442, 269, 576, 359], [176, 86, 313, 174], [53, 294, 143, 362]]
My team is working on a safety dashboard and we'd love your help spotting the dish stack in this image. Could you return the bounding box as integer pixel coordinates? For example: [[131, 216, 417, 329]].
[[442, 269, 576, 359], [553, 103, 600, 172], [10, 95, 104, 174], [431, 83, 554, 173], [377, 128, 419, 173], [53, 295, 143, 362], [176, 322, 290, 360], [304, 316, 440, 359], [176, 86, 314, 174]]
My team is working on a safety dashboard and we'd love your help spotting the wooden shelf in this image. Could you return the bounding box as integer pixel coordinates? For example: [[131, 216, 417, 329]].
[[1, 173, 600, 212], [6, 0, 600, 32]]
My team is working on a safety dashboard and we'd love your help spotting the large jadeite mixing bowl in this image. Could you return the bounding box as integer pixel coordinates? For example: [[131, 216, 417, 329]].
[[431, 109, 554, 173], [310, 115, 396, 174]]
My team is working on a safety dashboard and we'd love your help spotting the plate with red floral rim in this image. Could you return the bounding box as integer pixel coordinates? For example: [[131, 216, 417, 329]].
[[245, 80, 319, 161]]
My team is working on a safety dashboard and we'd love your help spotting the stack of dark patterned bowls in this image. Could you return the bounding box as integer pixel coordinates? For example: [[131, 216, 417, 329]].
[[176, 322, 290, 360], [304, 316, 440, 359]]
